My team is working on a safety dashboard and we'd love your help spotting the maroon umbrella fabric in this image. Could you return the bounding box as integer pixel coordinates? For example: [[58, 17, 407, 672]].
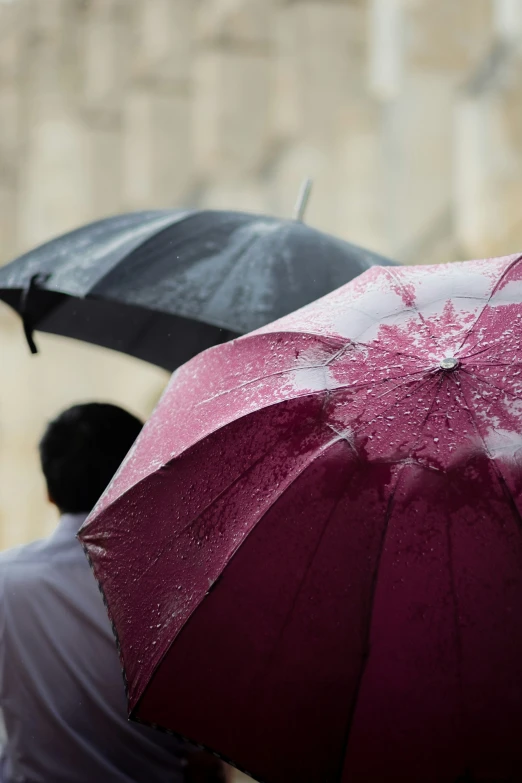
[[80, 255, 522, 783]]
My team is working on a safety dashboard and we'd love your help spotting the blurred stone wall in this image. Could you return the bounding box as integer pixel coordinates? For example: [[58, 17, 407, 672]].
[[1, 0, 522, 551]]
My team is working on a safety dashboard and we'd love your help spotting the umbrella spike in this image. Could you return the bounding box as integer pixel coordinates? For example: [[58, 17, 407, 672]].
[[293, 178, 313, 222]]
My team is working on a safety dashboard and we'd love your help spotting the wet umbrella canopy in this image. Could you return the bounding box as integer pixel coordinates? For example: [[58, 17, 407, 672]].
[[0, 210, 395, 370], [80, 255, 522, 783]]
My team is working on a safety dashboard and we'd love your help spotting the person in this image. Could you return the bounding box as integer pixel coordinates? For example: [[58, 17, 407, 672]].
[[0, 403, 228, 783]]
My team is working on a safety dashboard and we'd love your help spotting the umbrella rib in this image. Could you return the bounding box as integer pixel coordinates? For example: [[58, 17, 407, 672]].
[[194, 229, 276, 321], [333, 305, 418, 345], [455, 253, 522, 356], [459, 368, 522, 401], [196, 361, 344, 406], [369, 368, 436, 403], [177, 435, 339, 547], [324, 343, 353, 365], [403, 372, 446, 455], [357, 340, 426, 363], [336, 463, 407, 779], [356, 366, 428, 391], [456, 374, 517, 446], [196, 346, 422, 407], [179, 431, 344, 566], [459, 331, 522, 363], [460, 341, 507, 361], [471, 361, 522, 369], [350, 373, 439, 437], [249, 329, 425, 365], [131, 405, 335, 584], [86, 212, 194, 293]]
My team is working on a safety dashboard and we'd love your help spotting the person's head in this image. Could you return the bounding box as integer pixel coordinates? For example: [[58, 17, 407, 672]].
[[39, 403, 143, 514]]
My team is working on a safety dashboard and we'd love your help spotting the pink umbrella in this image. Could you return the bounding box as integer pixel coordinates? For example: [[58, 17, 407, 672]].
[[80, 255, 522, 783]]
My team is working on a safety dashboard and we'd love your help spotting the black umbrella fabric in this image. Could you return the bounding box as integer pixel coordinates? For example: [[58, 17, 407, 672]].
[[0, 210, 397, 371]]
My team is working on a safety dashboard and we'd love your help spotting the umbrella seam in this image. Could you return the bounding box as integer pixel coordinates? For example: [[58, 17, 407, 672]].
[[471, 360, 522, 369], [130, 412, 332, 584], [189, 230, 277, 327], [335, 463, 407, 779], [84, 211, 196, 295], [239, 456, 351, 713], [359, 339, 428, 364], [195, 344, 348, 406], [0, 210, 178, 285], [460, 340, 512, 362], [381, 267, 439, 347], [455, 253, 522, 356], [349, 372, 440, 438]]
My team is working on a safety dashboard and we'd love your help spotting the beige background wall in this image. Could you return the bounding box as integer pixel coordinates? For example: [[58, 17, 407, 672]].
[[1, 0, 522, 552]]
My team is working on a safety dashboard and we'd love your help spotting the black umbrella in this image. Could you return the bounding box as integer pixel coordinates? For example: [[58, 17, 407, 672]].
[[0, 209, 397, 371]]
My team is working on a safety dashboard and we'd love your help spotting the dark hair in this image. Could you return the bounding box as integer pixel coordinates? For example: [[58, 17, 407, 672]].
[[39, 403, 143, 514]]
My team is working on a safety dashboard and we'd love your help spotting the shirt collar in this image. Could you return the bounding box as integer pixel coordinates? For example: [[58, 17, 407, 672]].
[[51, 512, 90, 542]]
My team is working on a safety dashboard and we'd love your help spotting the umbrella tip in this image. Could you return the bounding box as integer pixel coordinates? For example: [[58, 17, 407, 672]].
[[439, 357, 459, 371], [293, 178, 313, 222]]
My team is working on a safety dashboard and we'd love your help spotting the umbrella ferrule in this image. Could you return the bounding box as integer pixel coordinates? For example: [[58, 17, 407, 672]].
[[439, 356, 459, 371]]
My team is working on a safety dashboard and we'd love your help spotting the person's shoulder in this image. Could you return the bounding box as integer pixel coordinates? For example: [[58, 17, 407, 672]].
[[0, 536, 50, 569], [0, 537, 56, 611]]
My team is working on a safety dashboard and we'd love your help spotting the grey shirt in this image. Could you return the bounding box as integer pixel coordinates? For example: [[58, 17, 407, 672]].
[[0, 513, 185, 783]]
